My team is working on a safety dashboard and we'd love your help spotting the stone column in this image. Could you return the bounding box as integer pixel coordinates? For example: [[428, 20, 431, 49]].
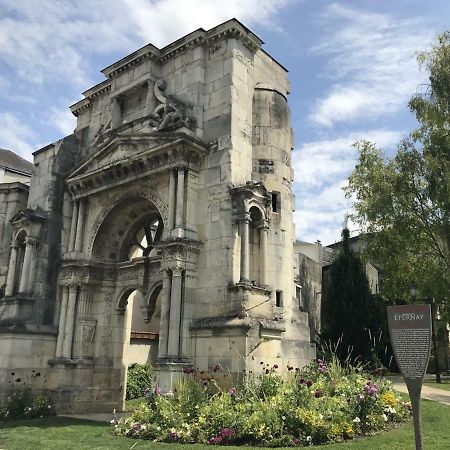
[[68, 200, 79, 252], [239, 217, 250, 283], [18, 237, 33, 294], [260, 226, 269, 287], [168, 169, 176, 230], [56, 286, 69, 357], [74, 199, 85, 252], [62, 285, 78, 358], [5, 244, 18, 297], [26, 238, 37, 294], [167, 267, 183, 357], [175, 167, 185, 229], [158, 270, 171, 357]]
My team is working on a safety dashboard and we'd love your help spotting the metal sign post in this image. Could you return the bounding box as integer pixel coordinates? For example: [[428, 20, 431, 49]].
[[387, 304, 432, 450]]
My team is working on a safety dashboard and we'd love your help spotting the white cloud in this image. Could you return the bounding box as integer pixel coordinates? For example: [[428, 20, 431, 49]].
[[49, 108, 77, 136], [292, 129, 401, 188], [292, 128, 402, 244], [308, 3, 432, 127], [0, 113, 36, 160]]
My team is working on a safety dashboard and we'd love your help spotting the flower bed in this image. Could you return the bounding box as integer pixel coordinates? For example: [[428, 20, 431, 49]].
[[113, 358, 411, 447], [0, 389, 55, 422]]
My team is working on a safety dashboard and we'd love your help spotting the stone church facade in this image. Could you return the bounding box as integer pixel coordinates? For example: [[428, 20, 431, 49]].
[[0, 20, 316, 413]]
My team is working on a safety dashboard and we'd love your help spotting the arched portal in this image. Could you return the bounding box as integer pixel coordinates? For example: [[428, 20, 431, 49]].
[[117, 286, 163, 369], [92, 196, 164, 262]]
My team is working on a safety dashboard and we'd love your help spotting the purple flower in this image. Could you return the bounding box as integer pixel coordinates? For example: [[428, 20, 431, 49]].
[[228, 387, 237, 396], [273, 364, 279, 369], [314, 390, 322, 398], [155, 386, 161, 395], [168, 431, 179, 441], [299, 377, 305, 384], [212, 364, 222, 373], [306, 380, 313, 387], [183, 367, 194, 374]]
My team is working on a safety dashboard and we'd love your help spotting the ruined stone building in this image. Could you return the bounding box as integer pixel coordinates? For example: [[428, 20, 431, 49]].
[[0, 19, 317, 412]]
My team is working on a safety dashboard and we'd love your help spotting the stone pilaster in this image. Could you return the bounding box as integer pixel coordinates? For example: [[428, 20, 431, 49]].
[[239, 215, 250, 283], [18, 237, 34, 294], [158, 270, 171, 357], [74, 199, 85, 252], [167, 267, 183, 356], [260, 225, 269, 287], [168, 168, 176, 231], [174, 167, 185, 237], [55, 286, 69, 357], [5, 244, 18, 297], [62, 285, 78, 358], [68, 200, 78, 252]]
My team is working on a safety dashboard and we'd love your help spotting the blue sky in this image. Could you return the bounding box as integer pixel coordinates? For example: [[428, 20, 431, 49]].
[[0, 0, 448, 244]]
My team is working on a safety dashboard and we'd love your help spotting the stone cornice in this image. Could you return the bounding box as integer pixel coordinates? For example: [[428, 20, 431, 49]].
[[70, 80, 112, 117], [66, 132, 208, 198], [100, 19, 262, 80]]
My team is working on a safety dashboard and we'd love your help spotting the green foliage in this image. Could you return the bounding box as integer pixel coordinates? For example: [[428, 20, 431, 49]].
[[0, 389, 55, 422], [346, 32, 450, 319], [321, 228, 391, 366], [126, 363, 152, 400], [113, 360, 411, 446]]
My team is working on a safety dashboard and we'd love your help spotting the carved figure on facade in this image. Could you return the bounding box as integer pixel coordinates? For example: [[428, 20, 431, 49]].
[[150, 79, 196, 131]]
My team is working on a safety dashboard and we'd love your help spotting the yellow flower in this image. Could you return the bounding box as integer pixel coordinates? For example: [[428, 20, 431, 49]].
[[380, 391, 397, 408]]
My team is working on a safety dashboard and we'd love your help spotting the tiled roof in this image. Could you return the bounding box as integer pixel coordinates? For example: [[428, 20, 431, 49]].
[[0, 148, 33, 174]]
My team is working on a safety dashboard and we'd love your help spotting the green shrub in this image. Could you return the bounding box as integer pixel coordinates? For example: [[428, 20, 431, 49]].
[[126, 363, 152, 400], [0, 389, 55, 422], [114, 358, 412, 446]]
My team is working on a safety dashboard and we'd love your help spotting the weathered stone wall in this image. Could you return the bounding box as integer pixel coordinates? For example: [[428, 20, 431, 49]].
[[0, 183, 29, 297]]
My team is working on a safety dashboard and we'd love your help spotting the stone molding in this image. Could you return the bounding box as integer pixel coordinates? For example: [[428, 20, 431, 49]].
[[66, 133, 207, 199]]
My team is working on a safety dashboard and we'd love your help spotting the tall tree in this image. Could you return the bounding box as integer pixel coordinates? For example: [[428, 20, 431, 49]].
[[346, 32, 450, 320], [322, 227, 381, 364]]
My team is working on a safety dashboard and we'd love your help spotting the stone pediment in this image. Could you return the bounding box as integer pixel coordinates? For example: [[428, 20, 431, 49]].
[[67, 132, 209, 197]]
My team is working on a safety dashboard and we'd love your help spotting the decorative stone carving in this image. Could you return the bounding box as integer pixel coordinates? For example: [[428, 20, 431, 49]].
[[150, 79, 196, 131]]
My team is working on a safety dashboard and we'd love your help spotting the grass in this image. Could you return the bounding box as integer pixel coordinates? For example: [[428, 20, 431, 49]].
[[423, 381, 450, 392], [0, 399, 448, 450]]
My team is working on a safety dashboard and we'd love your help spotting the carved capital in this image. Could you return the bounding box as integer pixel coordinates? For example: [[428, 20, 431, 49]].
[[170, 266, 183, 277], [24, 236, 38, 246]]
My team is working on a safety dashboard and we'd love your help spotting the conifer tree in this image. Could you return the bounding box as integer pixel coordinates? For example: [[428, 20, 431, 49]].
[[321, 227, 380, 363]]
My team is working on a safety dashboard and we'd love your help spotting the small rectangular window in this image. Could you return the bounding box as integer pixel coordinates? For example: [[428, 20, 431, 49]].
[[271, 192, 280, 213], [275, 290, 283, 307]]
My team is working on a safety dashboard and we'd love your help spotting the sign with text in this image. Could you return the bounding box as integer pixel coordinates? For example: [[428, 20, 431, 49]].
[[387, 304, 432, 450]]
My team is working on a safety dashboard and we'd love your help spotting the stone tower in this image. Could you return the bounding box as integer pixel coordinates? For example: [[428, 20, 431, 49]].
[[0, 19, 315, 412]]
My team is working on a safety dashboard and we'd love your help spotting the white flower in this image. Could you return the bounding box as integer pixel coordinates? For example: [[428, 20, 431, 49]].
[[157, 426, 161, 431], [281, 416, 286, 421], [382, 413, 388, 422], [353, 417, 361, 423], [306, 436, 312, 442], [319, 414, 323, 420]]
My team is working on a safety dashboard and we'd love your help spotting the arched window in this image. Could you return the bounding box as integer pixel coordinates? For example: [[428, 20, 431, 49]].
[[127, 216, 163, 260]]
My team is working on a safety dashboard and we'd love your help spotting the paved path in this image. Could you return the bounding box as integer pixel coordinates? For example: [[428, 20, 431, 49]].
[[388, 376, 450, 406]]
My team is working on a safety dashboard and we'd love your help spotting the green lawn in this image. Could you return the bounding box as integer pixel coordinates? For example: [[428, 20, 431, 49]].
[[0, 399, 448, 450], [424, 381, 450, 392]]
